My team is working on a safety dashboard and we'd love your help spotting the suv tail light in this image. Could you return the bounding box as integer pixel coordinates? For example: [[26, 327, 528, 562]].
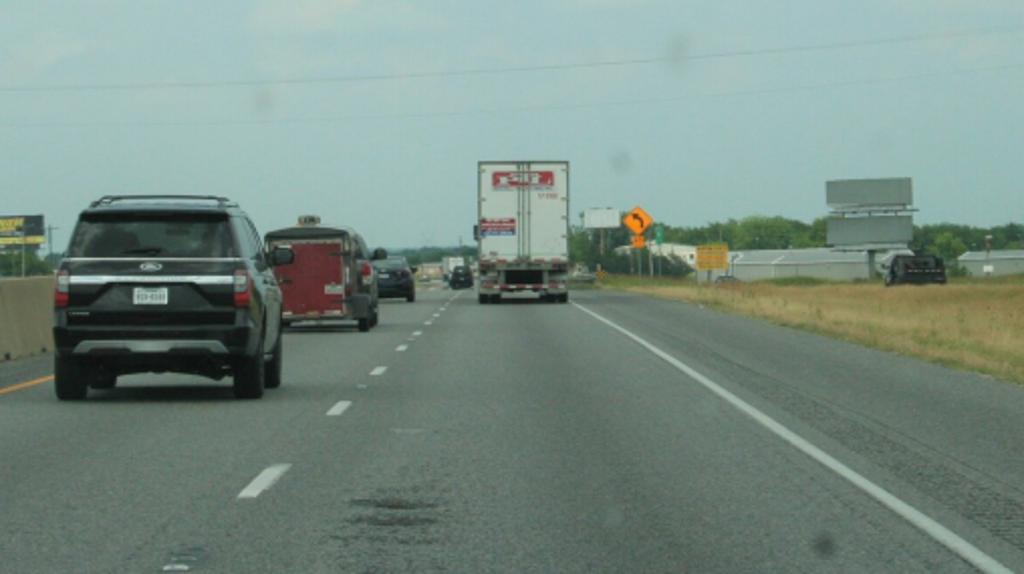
[[234, 270, 253, 307], [361, 262, 373, 279], [55, 270, 70, 308]]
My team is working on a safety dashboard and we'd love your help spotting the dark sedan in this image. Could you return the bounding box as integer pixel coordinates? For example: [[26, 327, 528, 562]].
[[373, 256, 417, 302]]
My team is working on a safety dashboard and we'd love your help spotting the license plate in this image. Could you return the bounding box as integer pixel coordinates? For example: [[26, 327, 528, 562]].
[[378, 272, 390, 279], [133, 287, 168, 305]]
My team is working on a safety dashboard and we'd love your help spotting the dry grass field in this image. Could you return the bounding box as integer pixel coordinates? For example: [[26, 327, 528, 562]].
[[599, 275, 1024, 385]]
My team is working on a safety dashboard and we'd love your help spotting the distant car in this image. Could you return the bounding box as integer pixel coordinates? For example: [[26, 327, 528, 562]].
[[374, 256, 417, 302], [714, 275, 741, 284], [448, 265, 474, 290]]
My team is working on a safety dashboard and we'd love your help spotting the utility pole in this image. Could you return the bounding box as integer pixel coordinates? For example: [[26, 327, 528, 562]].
[[48, 225, 59, 263], [18, 226, 25, 277], [985, 235, 993, 277]]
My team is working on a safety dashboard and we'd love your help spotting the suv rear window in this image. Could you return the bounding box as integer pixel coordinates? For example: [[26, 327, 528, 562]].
[[67, 213, 235, 258]]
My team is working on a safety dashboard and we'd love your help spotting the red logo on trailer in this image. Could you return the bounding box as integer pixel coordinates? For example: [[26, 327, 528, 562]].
[[480, 218, 516, 236], [492, 171, 555, 189]]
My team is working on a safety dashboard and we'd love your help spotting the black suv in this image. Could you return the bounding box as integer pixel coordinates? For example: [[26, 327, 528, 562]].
[[448, 265, 474, 290], [52, 195, 294, 400]]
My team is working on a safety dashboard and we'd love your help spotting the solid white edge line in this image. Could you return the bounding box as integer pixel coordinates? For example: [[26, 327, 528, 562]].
[[572, 302, 1013, 574], [370, 367, 387, 376], [327, 401, 352, 416], [237, 464, 292, 499]]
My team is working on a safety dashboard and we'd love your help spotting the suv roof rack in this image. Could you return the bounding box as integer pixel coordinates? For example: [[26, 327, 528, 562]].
[[89, 195, 237, 208]]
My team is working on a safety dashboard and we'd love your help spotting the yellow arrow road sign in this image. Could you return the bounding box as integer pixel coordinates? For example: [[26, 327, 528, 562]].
[[623, 206, 653, 235]]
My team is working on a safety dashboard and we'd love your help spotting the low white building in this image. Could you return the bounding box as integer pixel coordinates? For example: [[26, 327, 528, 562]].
[[615, 244, 919, 282], [614, 242, 697, 265], [958, 250, 1024, 277], [724, 249, 914, 282]]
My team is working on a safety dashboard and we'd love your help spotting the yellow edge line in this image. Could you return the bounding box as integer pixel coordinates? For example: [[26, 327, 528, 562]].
[[0, 376, 53, 395]]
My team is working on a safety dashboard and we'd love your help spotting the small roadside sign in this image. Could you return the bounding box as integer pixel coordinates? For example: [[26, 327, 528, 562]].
[[623, 206, 653, 235], [696, 245, 729, 271], [632, 234, 646, 248]]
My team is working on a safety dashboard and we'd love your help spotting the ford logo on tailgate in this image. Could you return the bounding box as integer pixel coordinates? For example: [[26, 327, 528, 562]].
[[139, 262, 163, 272]]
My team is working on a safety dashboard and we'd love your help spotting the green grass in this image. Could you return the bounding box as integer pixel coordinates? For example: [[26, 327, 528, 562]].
[[593, 273, 1024, 385]]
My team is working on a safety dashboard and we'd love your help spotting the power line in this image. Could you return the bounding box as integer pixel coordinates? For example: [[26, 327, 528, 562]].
[[1, 26, 1021, 93], [3, 61, 1020, 129]]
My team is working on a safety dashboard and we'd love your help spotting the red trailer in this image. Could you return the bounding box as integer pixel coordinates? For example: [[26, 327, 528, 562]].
[[264, 216, 384, 331]]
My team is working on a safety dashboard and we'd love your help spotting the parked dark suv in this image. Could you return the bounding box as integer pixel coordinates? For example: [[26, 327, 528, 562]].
[[52, 195, 294, 400], [883, 255, 947, 286]]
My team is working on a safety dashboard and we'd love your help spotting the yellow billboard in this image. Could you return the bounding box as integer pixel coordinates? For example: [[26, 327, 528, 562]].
[[0, 215, 45, 249], [696, 245, 729, 271]]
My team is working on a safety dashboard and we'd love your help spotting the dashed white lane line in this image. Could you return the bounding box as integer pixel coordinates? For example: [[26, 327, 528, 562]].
[[424, 321, 433, 326], [396, 344, 409, 352], [238, 464, 292, 499], [412, 331, 423, 336], [327, 401, 352, 416], [370, 366, 387, 376], [573, 302, 1014, 574]]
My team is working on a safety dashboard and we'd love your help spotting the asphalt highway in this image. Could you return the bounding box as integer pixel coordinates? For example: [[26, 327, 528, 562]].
[[2, 287, 1024, 573]]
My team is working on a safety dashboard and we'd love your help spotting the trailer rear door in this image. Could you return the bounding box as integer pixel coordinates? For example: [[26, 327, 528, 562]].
[[273, 239, 349, 319]]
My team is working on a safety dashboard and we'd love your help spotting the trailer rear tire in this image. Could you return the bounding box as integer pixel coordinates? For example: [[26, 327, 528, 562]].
[[478, 294, 488, 304], [358, 317, 370, 332]]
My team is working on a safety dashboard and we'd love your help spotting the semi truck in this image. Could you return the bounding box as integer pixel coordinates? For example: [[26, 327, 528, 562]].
[[475, 161, 570, 304]]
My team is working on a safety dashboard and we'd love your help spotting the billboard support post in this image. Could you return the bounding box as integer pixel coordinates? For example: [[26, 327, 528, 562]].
[[19, 226, 25, 277]]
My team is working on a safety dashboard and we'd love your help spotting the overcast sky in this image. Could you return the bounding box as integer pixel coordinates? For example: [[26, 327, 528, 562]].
[[2, 1, 1022, 251]]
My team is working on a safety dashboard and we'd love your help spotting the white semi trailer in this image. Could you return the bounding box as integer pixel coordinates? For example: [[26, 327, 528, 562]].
[[475, 161, 570, 304]]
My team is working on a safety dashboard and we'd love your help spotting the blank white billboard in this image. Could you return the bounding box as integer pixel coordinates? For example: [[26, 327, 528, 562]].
[[827, 215, 913, 246], [826, 178, 912, 208], [584, 208, 620, 229]]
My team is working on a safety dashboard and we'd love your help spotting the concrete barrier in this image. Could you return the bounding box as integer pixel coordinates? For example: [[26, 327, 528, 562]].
[[0, 277, 54, 361]]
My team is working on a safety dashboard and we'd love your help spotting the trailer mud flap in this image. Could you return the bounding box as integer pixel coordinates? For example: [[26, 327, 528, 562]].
[[349, 294, 371, 318]]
